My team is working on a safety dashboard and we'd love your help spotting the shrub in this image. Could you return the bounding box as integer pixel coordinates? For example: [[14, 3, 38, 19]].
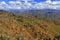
[[0, 35, 10, 40], [17, 16, 24, 22]]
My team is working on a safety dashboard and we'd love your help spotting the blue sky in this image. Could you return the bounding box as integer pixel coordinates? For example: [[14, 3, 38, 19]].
[[0, 0, 60, 10], [0, 0, 16, 3], [0, 0, 57, 3], [0, 0, 60, 3], [0, 0, 46, 2]]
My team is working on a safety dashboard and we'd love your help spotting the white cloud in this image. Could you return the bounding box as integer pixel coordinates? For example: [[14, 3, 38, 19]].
[[7, 1, 22, 9], [0, 0, 60, 10], [9, 1, 32, 9], [9, 1, 15, 4], [33, 1, 60, 9], [0, 1, 8, 9], [9, 1, 22, 4], [15, 1, 21, 4], [1, 1, 6, 4], [22, 3, 32, 9]]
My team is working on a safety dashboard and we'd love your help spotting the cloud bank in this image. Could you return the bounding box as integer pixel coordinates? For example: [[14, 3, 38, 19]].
[[0, 1, 60, 10]]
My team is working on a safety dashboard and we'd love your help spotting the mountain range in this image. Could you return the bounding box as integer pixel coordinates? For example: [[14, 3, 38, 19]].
[[6, 9, 60, 19]]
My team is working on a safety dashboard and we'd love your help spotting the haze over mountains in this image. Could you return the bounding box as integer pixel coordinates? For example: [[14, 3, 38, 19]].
[[5, 9, 60, 20]]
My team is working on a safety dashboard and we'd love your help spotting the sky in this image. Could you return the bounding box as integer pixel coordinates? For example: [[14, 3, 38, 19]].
[[0, 0, 57, 2], [0, 0, 59, 2], [0, 0, 45, 2], [0, 0, 60, 10]]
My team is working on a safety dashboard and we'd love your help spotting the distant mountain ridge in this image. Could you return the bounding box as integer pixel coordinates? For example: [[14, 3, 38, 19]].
[[0, 9, 60, 19], [5, 9, 60, 19]]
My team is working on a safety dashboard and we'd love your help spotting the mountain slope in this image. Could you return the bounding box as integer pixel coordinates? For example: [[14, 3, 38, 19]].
[[0, 10, 60, 40]]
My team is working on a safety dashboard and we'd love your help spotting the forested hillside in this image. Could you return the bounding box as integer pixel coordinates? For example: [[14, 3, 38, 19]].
[[0, 10, 60, 40]]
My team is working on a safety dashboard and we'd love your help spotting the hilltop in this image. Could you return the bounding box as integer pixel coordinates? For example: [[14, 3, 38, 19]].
[[0, 10, 60, 40]]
